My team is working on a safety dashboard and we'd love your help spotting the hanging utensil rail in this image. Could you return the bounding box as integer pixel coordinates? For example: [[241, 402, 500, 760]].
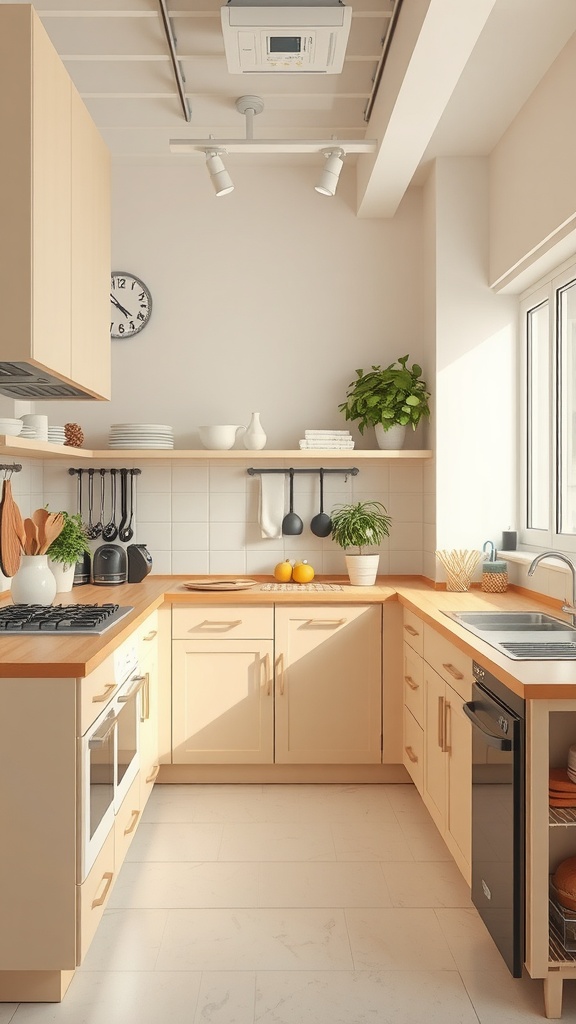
[[0, 464, 22, 474], [247, 467, 358, 476]]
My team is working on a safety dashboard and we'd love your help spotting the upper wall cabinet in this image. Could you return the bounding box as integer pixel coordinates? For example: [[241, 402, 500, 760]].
[[0, 5, 111, 401]]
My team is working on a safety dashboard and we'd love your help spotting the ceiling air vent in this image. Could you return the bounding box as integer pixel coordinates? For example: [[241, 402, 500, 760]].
[[221, 1, 352, 74], [0, 362, 91, 399]]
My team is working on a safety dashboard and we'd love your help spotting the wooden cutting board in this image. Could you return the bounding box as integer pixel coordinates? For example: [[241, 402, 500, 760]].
[[0, 480, 23, 577]]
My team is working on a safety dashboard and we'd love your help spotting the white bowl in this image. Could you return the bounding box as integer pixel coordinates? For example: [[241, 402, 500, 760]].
[[198, 425, 246, 450], [0, 420, 23, 437]]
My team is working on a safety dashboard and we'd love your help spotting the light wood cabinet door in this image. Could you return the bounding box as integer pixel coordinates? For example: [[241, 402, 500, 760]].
[[445, 683, 471, 875], [172, 639, 274, 764], [139, 641, 160, 807], [403, 706, 424, 795], [274, 605, 382, 765], [424, 664, 448, 829]]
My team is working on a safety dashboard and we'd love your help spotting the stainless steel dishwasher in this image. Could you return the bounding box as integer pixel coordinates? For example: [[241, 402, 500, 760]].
[[463, 662, 525, 977]]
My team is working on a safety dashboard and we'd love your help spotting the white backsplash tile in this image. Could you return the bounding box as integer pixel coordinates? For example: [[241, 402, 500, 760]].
[[389, 522, 423, 551], [390, 550, 423, 575], [210, 492, 248, 523], [172, 464, 209, 492], [137, 492, 171, 523], [209, 465, 248, 493], [139, 465, 172, 491], [210, 522, 249, 551], [149, 550, 172, 574], [172, 551, 209, 575], [137, 522, 171, 550], [172, 492, 208, 523], [210, 549, 247, 574], [388, 492, 424, 523], [389, 465, 424, 493], [172, 522, 209, 550]]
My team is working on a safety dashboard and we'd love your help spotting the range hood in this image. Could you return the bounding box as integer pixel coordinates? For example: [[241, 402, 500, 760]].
[[0, 362, 95, 399]]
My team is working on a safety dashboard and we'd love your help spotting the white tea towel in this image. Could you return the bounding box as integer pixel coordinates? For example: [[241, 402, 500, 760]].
[[259, 474, 285, 539]]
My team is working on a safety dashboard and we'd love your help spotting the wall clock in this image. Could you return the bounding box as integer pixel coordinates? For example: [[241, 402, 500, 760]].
[[110, 272, 152, 338]]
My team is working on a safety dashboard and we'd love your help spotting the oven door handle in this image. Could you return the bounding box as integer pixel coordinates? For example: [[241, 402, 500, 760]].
[[88, 712, 118, 748], [117, 674, 147, 703], [463, 701, 512, 751]]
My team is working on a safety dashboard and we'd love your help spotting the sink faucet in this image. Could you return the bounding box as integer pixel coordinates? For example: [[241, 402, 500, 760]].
[[528, 551, 576, 626]]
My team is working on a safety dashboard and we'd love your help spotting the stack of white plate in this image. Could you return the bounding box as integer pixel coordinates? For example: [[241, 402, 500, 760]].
[[48, 426, 66, 445], [0, 418, 23, 437], [19, 424, 36, 439], [108, 423, 174, 449]]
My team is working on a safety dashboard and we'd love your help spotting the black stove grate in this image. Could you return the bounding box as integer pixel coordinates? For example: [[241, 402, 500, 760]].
[[0, 603, 133, 635]]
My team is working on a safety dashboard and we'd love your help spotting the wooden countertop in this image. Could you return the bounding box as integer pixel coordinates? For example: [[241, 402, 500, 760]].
[[1, 574, 575, 698]]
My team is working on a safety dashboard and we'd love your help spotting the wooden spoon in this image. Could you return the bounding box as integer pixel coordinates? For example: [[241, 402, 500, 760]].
[[32, 507, 50, 554], [39, 513, 65, 555], [24, 518, 39, 555]]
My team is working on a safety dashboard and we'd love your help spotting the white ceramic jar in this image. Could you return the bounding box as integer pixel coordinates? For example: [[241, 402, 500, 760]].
[[11, 555, 57, 605]]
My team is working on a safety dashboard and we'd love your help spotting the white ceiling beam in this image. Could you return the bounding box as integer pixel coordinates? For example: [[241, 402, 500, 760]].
[[356, 0, 498, 219]]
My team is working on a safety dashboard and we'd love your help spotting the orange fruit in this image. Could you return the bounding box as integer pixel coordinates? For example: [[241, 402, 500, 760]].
[[274, 560, 293, 582], [292, 560, 315, 583]]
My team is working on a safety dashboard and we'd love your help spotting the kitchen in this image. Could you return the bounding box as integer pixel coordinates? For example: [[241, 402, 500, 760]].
[[1, 0, 576, 1021]]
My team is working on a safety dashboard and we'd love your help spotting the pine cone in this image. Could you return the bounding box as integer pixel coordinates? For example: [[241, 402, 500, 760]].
[[64, 423, 84, 448]]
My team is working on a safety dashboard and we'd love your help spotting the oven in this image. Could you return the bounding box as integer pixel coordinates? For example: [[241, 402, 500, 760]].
[[79, 643, 146, 881], [463, 662, 525, 977]]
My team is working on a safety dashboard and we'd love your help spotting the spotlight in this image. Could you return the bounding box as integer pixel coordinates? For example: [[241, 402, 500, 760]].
[[315, 148, 345, 196], [205, 149, 234, 196]]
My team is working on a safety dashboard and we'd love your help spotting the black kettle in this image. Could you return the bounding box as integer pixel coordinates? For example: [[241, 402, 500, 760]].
[[92, 544, 127, 585]]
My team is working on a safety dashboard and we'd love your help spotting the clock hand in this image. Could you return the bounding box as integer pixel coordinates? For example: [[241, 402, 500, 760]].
[[110, 293, 132, 319]]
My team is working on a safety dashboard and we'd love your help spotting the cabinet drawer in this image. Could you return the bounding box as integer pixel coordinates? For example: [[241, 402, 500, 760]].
[[76, 826, 114, 965], [403, 643, 424, 726], [172, 605, 273, 640], [115, 773, 142, 870], [136, 610, 159, 650], [403, 706, 423, 795], [78, 652, 117, 735], [403, 609, 424, 656], [423, 625, 472, 701]]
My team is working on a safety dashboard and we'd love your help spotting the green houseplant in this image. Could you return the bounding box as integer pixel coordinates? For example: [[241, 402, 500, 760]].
[[330, 500, 392, 585], [339, 355, 430, 449], [47, 512, 90, 592]]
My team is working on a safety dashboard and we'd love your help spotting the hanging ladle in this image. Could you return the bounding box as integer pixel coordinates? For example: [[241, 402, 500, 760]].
[[102, 469, 118, 541], [282, 469, 303, 535], [310, 468, 332, 537]]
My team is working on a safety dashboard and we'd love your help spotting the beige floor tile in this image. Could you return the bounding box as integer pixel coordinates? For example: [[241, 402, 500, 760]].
[[0, 1007, 17, 1024], [108, 860, 260, 909], [77, 909, 169, 971], [126, 822, 223, 862], [460, 968, 558, 1022], [193, 972, 256, 1024], [331, 822, 413, 861], [142, 784, 265, 824], [10, 972, 202, 1024], [258, 862, 391, 908], [255, 969, 478, 1024], [399, 821, 453, 861], [155, 908, 354, 971], [261, 784, 398, 823], [434, 908, 509, 972], [381, 860, 473, 908], [382, 784, 433, 823], [345, 908, 457, 971], [218, 822, 336, 861]]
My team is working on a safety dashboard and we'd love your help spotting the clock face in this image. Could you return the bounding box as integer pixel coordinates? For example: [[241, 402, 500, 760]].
[[110, 272, 152, 338]]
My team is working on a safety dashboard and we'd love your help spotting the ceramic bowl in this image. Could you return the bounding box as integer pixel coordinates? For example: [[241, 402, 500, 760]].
[[0, 419, 23, 437], [198, 425, 245, 450]]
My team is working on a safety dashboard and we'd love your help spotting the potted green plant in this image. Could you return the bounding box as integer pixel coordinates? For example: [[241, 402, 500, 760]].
[[338, 354, 430, 449], [47, 511, 90, 592], [330, 500, 392, 585]]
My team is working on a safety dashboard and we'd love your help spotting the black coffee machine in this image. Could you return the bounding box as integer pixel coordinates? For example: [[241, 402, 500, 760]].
[[127, 544, 153, 583], [93, 544, 127, 585]]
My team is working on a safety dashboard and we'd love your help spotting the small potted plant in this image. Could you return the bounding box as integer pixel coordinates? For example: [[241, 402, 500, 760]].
[[338, 354, 430, 449], [47, 511, 90, 592], [330, 500, 392, 585]]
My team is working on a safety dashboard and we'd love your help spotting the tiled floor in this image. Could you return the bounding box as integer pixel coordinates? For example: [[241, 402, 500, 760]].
[[5, 783, 576, 1023]]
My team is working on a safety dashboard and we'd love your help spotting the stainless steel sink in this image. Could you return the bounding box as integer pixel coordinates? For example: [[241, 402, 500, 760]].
[[443, 610, 576, 659]]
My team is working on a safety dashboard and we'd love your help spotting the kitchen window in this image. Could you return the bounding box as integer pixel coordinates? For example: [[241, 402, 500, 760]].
[[520, 259, 576, 551]]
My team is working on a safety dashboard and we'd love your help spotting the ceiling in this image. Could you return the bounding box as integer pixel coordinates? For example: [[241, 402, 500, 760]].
[[5, 0, 576, 214]]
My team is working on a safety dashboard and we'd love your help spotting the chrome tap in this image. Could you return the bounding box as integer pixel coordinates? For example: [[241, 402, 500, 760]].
[[527, 551, 576, 626]]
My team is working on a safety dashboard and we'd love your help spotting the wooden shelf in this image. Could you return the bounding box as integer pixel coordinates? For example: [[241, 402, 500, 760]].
[[0, 436, 433, 462]]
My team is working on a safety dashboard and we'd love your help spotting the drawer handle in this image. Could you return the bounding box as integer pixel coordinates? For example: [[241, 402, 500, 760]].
[[442, 662, 464, 681], [195, 619, 243, 632], [146, 764, 160, 784], [305, 618, 347, 626], [92, 683, 118, 703], [404, 675, 419, 691], [438, 695, 445, 749], [143, 630, 157, 641], [404, 745, 418, 764], [404, 624, 419, 637], [91, 871, 114, 909], [118, 674, 146, 703], [123, 809, 140, 836]]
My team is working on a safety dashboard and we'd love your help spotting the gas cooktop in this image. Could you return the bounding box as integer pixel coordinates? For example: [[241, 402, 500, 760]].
[[0, 603, 133, 635]]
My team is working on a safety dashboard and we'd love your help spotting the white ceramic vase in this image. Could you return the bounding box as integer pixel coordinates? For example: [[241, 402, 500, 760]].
[[48, 559, 76, 593], [11, 555, 57, 605], [243, 412, 267, 450], [345, 553, 380, 586], [374, 423, 406, 450]]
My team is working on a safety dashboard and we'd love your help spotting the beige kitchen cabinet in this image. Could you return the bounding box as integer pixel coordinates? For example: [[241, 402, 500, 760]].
[[172, 605, 275, 764], [0, 5, 110, 400], [402, 638, 424, 794], [274, 605, 382, 764], [138, 614, 161, 805]]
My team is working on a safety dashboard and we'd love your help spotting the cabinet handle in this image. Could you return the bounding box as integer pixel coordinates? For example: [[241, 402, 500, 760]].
[[123, 809, 140, 836], [442, 662, 464, 681], [404, 745, 418, 763], [437, 695, 445, 750], [305, 617, 346, 627], [140, 671, 151, 723], [118, 674, 147, 702], [276, 653, 285, 696], [146, 764, 160, 784], [92, 683, 118, 703], [404, 675, 419, 691], [143, 630, 157, 641], [262, 653, 272, 696], [91, 871, 114, 909], [198, 619, 242, 631], [404, 624, 419, 637], [443, 699, 451, 754]]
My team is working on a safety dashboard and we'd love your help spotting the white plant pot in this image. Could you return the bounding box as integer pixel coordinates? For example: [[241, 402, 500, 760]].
[[374, 423, 406, 450], [11, 555, 57, 605], [48, 559, 76, 593], [345, 553, 380, 586]]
